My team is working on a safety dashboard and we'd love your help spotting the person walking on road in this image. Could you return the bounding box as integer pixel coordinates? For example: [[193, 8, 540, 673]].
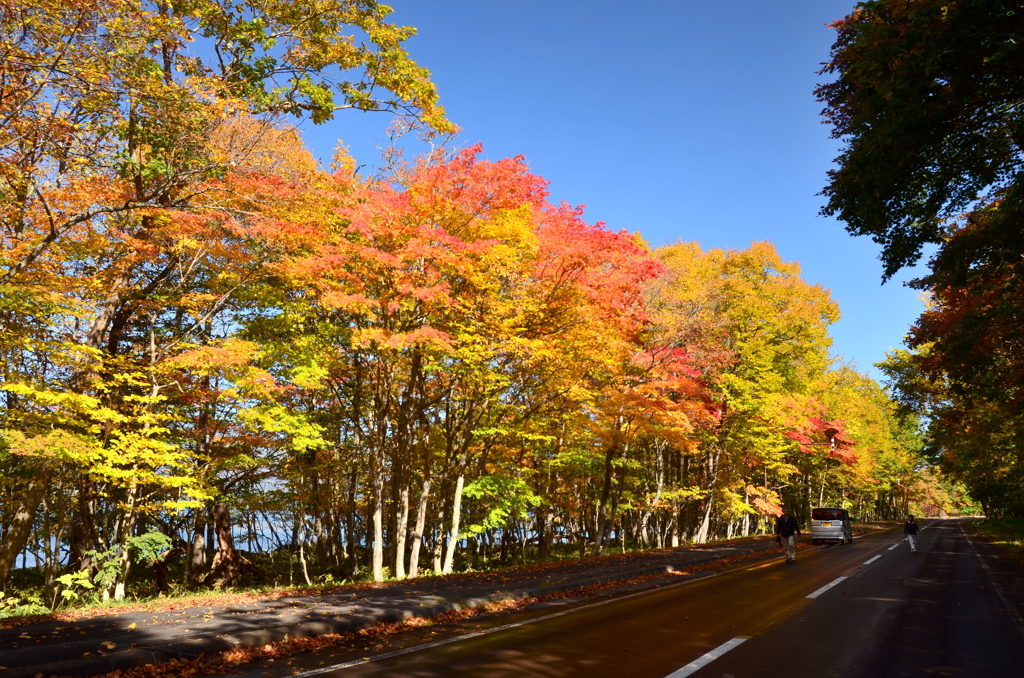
[[904, 515, 919, 553], [776, 508, 801, 562]]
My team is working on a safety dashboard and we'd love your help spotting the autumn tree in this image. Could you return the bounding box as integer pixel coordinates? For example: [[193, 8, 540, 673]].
[[0, 0, 450, 595], [228, 146, 662, 581], [652, 242, 842, 539]]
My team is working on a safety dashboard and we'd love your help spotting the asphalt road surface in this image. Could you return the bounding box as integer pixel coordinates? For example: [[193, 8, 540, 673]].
[[228, 519, 1024, 678]]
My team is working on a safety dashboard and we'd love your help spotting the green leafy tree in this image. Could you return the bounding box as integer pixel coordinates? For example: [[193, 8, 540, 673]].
[[818, 0, 1024, 279], [820, 0, 1024, 518]]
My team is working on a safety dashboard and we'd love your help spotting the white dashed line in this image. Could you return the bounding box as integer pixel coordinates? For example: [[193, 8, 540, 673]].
[[863, 555, 882, 565], [664, 637, 750, 678], [888, 543, 901, 551], [807, 576, 848, 599]]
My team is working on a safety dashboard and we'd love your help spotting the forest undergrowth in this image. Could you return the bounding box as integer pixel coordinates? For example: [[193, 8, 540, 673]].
[[972, 518, 1024, 563]]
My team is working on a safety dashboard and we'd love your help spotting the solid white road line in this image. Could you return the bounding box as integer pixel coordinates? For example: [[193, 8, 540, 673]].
[[664, 637, 750, 678], [863, 555, 882, 565], [806, 576, 848, 599], [281, 571, 722, 677]]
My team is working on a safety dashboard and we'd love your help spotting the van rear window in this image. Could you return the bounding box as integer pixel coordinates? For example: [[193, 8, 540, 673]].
[[812, 508, 842, 520]]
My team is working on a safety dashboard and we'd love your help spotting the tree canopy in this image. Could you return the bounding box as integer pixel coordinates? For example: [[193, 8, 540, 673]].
[[817, 0, 1024, 279], [0, 0, 452, 286], [821, 0, 1024, 517]]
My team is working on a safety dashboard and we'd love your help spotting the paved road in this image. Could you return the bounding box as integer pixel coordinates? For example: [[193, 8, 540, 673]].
[[223, 519, 1024, 677]]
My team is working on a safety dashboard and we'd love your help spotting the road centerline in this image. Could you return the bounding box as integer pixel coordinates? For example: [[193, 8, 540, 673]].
[[664, 636, 750, 678], [863, 555, 882, 565], [807, 576, 848, 599]]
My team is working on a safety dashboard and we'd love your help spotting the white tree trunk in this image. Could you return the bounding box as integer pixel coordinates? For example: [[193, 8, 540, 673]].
[[442, 471, 465, 575]]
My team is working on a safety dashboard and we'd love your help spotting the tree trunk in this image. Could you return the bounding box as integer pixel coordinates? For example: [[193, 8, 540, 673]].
[[742, 485, 751, 537], [638, 443, 665, 548], [537, 509, 554, 562], [431, 508, 445, 574], [152, 547, 185, 595], [346, 466, 360, 577], [0, 475, 48, 590], [695, 447, 720, 544], [41, 495, 60, 598], [537, 455, 558, 562], [499, 526, 510, 564], [69, 481, 100, 574], [108, 486, 142, 601], [393, 477, 410, 579], [407, 477, 431, 578], [601, 493, 621, 557], [187, 507, 207, 585], [695, 493, 714, 544], [325, 501, 343, 571], [442, 461, 467, 575], [297, 516, 312, 586], [592, 444, 617, 557], [202, 502, 242, 587], [670, 498, 681, 547], [371, 450, 385, 581]]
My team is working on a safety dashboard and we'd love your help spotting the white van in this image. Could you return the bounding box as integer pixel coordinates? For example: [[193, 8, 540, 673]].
[[811, 507, 852, 545]]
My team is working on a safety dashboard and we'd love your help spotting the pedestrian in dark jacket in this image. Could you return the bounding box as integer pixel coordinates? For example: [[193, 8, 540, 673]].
[[776, 508, 801, 562], [904, 515, 919, 553]]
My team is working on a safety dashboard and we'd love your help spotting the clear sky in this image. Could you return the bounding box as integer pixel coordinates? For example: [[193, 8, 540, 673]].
[[298, 0, 924, 382]]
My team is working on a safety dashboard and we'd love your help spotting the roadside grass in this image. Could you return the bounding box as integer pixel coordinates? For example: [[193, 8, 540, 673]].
[[972, 517, 1024, 563]]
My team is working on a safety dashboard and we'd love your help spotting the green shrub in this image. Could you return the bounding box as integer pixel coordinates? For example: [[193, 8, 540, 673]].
[[0, 590, 49, 618]]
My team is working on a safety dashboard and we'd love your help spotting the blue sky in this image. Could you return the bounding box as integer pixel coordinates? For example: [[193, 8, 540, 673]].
[[298, 0, 924, 382]]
